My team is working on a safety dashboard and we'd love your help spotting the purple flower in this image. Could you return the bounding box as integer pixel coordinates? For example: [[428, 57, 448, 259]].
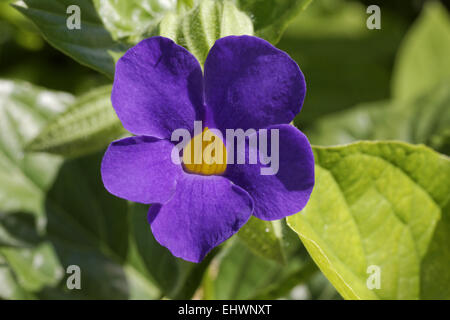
[[101, 35, 315, 263]]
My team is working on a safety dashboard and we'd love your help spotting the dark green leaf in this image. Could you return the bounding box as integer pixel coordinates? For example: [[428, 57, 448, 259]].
[[14, 0, 128, 77]]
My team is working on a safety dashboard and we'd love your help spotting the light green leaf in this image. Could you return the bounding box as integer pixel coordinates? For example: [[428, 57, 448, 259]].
[[0, 79, 72, 215], [287, 142, 450, 299], [0, 257, 31, 299], [0, 243, 63, 292], [92, 0, 196, 43], [27, 85, 127, 158], [392, 1, 450, 101], [237, 216, 285, 263], [160, 0, 253, 66], [14, 0, 128, 77], [235, 0, 312, 43]]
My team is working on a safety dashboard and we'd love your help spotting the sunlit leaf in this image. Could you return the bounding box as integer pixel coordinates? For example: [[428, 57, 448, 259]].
[[287, 142, 450, 299]]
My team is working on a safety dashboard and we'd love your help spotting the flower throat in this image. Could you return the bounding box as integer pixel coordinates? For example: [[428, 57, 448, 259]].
[[182, 127, 227, 176]]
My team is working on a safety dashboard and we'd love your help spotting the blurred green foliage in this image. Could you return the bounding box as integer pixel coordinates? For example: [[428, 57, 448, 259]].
[[280, 0, 409, 125], [0, 0, 449, 300]]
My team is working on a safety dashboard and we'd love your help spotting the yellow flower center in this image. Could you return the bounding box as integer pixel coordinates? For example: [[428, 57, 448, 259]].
[[182, 127, 227, 175]]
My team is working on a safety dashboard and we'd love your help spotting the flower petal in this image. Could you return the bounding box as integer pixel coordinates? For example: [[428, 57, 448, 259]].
[[148, 174, 253, 262], [112, 36, 204, 138], [101, 136, 182, 204], [204, 35, 305, 132], [225, 124, 315, 220]]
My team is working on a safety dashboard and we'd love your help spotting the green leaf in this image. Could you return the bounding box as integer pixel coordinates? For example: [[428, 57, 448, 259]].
[[40, 153, 160, 299], [14, 0, 311, 77], [0, 213, 63, 296], [235, 0, 312, 43], [93, 0, 309, 47], [128, 203, 216, 299], [0, 243, 63, 292], [0, 79, 72, 214], [14, 0, 128, 77], [392, 2, 450, 101], [160, 0, 253, 66], [0, 257, 32, 299], [0, 212, 63, 295], [420, 196, 450, 299], [0, 80, 75, 297], [237, 216, 286, 263], [27, 85, 127, 158], [306, 82, 450, 155], [287, 142, 450, 299], [92, 0, 195, 43]]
